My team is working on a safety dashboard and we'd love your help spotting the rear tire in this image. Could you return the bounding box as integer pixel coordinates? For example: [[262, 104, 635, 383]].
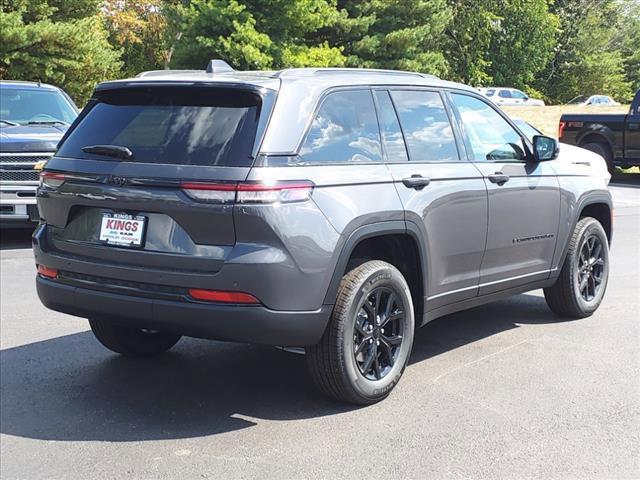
[[544, 217, 609, 318], [306, 261, 414, 405], [582, 142, 614, 174], [89, 318, 181, 356]]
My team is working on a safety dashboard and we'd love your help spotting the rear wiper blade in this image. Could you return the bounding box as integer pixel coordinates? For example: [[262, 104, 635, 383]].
[[81, 144, 133, 160], [27, 120, 69, 126]]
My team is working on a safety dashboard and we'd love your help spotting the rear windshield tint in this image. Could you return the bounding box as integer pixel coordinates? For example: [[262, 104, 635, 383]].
[[57, 87, 263, 167]]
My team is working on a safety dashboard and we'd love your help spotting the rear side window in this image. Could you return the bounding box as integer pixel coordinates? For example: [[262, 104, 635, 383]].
[[299, 90, 382, 163], [373, 90, 408, 162], [486, 89, 495, 97], [498, 90, 512, 98], [57, 87, 264, 167], [389, 90, 459, 162]]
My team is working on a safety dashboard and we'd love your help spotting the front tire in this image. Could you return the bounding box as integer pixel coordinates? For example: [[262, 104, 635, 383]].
[[544, 217, 609, 318], [306, 261, 415, 405], [89, 318, 181, 356]]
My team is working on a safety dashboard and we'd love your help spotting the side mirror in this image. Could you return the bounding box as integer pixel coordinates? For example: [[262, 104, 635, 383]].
[[533, 135, 559, 162]]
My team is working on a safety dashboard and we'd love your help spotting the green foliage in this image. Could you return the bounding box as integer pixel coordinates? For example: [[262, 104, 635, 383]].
[[539, 0, 633, 103], [172, 0, 345, 70], [1, 0, 638, 106], [103, 0, 185, 76], [0, 1, 121, 105], [486, 0, 558, 91], [444, 0, 497, 85], [334, 0, 451, 76], [614, 0, 640, 94]]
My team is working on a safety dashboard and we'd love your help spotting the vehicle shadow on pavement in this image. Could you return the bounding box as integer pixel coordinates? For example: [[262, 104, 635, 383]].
[[610, 172, 639, 188], [0, 229, 34, 250], [0, 293, 572, 442]]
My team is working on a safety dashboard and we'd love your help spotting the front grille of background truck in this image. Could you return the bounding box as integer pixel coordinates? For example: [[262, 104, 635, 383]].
[[0, 153, 54, 183]]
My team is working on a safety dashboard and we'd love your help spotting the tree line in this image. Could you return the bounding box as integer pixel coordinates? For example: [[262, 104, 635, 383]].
[[1, 0, 638, 105]]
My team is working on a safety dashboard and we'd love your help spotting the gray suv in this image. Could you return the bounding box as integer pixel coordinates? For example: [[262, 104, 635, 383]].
[[34, 62, 613, 404]]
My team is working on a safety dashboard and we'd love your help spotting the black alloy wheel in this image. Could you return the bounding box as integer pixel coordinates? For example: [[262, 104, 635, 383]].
[[577, 234, 606, 302], [353, 287, 405, 381]]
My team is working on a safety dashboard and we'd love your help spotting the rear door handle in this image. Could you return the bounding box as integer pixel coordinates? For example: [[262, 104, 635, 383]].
[[487, 172, 510, 185], [402, 175, 431, 190], [629, 122, 640, 130]]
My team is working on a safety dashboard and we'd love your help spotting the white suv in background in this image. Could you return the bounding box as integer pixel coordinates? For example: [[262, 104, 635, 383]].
[[479, 87, 545, 106]]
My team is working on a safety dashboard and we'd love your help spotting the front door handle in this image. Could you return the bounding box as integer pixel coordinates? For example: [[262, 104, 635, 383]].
[[488, 172, 510, 185], [629, 122, 640, 130], [402, 174, 431, 190]]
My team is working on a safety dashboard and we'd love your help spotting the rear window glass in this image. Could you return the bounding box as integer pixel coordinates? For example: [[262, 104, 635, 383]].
[[57, 87, 263, 167], [299, 90, 382, 164], [390, 90, 459, 162]]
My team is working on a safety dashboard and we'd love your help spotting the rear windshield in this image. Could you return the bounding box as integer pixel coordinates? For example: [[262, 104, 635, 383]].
[[57, 87, 263, 167]]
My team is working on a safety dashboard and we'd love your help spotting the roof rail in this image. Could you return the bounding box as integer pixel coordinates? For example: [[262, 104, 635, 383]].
[[206, 59, 235, 74], [136, 69, 201, 78], [273, 67, 439, 79]]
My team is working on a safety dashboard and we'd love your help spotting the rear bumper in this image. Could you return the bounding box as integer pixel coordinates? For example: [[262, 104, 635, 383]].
[[36, 276, 331, 346]]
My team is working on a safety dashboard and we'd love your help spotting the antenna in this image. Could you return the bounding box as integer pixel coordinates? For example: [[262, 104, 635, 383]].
[[206, 59, 235, 74]]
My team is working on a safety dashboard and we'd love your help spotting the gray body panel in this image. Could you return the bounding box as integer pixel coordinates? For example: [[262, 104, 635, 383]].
[[34, 67, 613, 345], [473, 161, 560, 294], [387, 162, 487, 308]]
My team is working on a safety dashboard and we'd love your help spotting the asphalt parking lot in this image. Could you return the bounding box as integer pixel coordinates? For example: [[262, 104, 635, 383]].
[[1, 179, 638, 480]]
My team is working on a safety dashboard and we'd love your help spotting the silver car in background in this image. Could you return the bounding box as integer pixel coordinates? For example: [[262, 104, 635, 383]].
[[479, 87, 545, 106]]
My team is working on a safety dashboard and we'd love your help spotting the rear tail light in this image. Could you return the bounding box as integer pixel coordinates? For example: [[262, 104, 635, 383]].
[[37, 265, 58, 279], [180, 182, 237, 203], [40, 171, 66, 188], [181, 180, 314, 204], [188, 288, 260, 304], [558, 121, 565, 139], [236, 181, 314, 204]]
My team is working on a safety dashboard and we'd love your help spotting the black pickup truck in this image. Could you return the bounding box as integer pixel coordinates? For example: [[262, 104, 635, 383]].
[[559, 89, 640, 172]]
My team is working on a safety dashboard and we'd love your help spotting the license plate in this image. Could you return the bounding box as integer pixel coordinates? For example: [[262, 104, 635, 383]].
[[99, 213, 146, 247]]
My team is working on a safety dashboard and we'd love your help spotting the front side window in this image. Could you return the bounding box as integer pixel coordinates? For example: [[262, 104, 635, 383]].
[[299, 90, 381, 163], [373, 90, 408, 162], [451, 93, 526, 162], [390, 90, 459, 162], [511, 90, 528, 99], [498, 90, 512, 98]]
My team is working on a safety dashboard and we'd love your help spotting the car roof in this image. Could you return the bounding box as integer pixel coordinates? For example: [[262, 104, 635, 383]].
[[96, 63, 474, 94], [94, 60, 478, 155], [0, 80, 62, 91]]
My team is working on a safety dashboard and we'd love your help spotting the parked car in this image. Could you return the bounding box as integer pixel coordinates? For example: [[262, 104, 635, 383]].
[[567, 95, 620, 106], [34, 62, 612, 404], [559, 89, 640, 172], [0, 81, 78, 228], [479, 87, 545, 106]]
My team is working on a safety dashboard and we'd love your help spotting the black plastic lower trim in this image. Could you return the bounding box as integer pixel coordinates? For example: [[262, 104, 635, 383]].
[[37, 276, 331, 346]]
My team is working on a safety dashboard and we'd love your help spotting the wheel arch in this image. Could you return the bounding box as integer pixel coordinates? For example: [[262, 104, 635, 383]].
[[323, 221, 428, 321], [577, 130, 615, 158], [555, 193, 613, 272]]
